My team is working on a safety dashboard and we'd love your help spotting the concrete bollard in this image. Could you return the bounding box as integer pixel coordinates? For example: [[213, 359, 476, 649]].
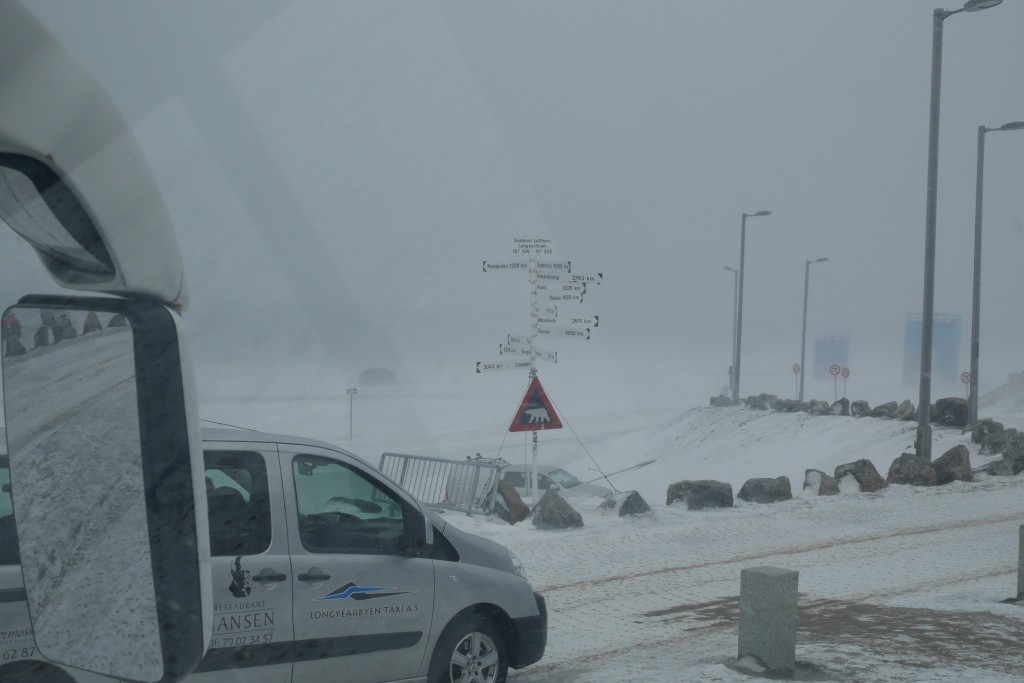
[[1018, 526, 1024, 600], [738, 566, 798, 675]]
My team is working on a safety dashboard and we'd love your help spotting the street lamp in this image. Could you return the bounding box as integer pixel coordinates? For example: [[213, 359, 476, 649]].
[[724, 266, 738, 397], [916, 0, 1002, 460], [799, 258, 829, 402], [968, 120, 1024, 424], [733, 210, 772, 401]]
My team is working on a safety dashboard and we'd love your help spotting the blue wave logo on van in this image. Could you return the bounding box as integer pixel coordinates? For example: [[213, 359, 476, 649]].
[[318, 582, 410, 601]]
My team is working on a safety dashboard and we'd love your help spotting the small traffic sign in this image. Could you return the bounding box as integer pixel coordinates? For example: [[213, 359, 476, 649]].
[[347, 388, 357, 395], [961, 372, 971, 384], [829, 364, 841, 376], [841, 367, 850, 379], [792, 363, 800, 374], [509, 377, 563, 432]]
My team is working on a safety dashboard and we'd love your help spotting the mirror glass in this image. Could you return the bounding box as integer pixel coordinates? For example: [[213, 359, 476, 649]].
[[2, 305, 163, 682]]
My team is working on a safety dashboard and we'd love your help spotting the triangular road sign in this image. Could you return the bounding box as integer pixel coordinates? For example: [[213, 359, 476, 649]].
[[509, 377, 562, 432]]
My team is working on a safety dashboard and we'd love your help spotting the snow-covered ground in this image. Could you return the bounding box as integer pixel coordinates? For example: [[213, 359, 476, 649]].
[[196, 367, 1024, 682]]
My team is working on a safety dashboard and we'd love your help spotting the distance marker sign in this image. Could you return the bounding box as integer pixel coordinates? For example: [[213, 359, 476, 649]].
[[509, 377, 562, 432]]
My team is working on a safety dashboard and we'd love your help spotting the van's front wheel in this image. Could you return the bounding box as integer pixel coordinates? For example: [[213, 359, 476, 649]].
[[428, 613, 508, 683]]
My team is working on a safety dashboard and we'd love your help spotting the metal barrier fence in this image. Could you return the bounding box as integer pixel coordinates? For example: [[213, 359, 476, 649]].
[[378, 452, 506, 516]]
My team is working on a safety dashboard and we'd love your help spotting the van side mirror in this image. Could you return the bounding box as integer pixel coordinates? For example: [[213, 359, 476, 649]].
[[2, 296, 210, 683], [401, 508, 433, 557]]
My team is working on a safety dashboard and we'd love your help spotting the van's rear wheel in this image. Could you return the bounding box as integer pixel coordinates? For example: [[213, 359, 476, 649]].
[[428, 613, 508, 683]]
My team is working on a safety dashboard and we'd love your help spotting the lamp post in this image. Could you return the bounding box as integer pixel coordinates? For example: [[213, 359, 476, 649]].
[[968, 120, 1024, 425], [917, 0, 1003, 460], [724, 266, 738, 397], [733, 210, 772, 401], [799, 258, 829, 402]]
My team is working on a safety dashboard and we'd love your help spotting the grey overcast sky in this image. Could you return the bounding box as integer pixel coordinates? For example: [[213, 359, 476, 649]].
[[6, 1, 1024, 407]]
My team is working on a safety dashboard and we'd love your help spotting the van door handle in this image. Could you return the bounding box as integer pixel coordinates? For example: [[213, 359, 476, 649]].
[[298, 571, 331, 583], [253, 568, 288, 585]]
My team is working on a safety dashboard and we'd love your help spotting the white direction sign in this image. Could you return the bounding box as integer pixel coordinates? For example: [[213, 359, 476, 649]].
[[536, 349, 558, 364], [545, 292, 584, 304], [532, 260, 571, 273], [482, 260, 529, 273], [512, 237, 554, 256], [569, 272, 603, 285], [476, 359, 532, 373], [566, 315, 599, 328], [532, 304, 559, 317], [500, 343, 532, 357], [536, 326, 591, 340], [534, 272, 562, 283]]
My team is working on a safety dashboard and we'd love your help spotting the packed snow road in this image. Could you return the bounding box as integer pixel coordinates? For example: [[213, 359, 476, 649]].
[[449, 475, 1024, 681]]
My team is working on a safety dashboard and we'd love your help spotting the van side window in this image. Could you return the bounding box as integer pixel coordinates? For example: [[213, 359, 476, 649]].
[[0, 457, 19, 566], [504, 471, 525, 487], [204, 451, 272, 557], [293, 455, 405, 555]]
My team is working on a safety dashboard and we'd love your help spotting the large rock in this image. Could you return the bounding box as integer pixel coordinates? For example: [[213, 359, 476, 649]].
[[108, 313, 129, 328], [531, 490, 583, 530], [931, 445, 973, 485], [802, 469, 839, 496], [869, 401, 898, 419], [850, 400, 871, 417], [772, 399, 802, 413], [980, 428, 1018, 455], [886, 453, 937, 486], [745, 394, 778, 411], [934, 397, 968, 428], [738, 477, 792, 504], [834, 459, 888, 493], [82, 311, 103, 334], [598, 490, 652, 517], [895, 400, 916, 421], [33, 325, 51, 348], [807, 400, 830, 416], [972, 419, 1005, 444], [666, 480, 734, 510], [494, 481, 530, 525], [54, 316, 77, 343], [999, 436, 1024, 475], [4, 338, 26, 357], [830, 398, 850, 416], [982, 457, 1015, 477]]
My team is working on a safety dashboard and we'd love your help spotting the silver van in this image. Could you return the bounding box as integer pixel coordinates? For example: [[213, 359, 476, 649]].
[[0, 427, 546, 683]]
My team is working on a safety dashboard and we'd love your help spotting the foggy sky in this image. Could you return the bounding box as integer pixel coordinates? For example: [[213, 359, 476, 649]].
[[6, 0, 1024, 408]]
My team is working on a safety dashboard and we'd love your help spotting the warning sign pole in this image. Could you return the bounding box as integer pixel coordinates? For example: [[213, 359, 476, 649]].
[[509, 376, 562, 500]]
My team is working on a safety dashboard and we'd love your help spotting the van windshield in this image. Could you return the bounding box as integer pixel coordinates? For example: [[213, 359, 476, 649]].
[[547, 468, 581, 488]]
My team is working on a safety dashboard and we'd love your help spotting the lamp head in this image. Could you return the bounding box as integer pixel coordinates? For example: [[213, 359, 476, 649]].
[[753, 210, 772, 217], [998, 121, 1024, 131], [963, 0, 1002, 11]]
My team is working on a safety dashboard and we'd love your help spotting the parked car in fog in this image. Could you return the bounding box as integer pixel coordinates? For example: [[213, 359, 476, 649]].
[[501, 464, 613, 499]]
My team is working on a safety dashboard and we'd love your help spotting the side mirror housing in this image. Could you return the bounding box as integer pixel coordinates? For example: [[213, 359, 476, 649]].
[[2, 295, 210, 683], [401, 508, 433, 557]]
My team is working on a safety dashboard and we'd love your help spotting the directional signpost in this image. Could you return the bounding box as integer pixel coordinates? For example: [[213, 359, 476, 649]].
[[830, 364, 841, 402], [479, 238, 603, 498], [961, 371, 971, 400]]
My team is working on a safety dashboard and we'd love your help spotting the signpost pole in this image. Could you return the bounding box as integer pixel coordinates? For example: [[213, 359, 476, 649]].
[[347, 387, 357, 440]]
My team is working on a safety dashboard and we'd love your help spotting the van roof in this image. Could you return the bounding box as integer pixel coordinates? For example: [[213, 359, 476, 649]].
[[0, 426, 365, 464]]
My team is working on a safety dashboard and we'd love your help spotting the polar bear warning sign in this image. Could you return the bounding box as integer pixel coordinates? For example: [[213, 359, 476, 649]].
[[509, 376, 563, 432]]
